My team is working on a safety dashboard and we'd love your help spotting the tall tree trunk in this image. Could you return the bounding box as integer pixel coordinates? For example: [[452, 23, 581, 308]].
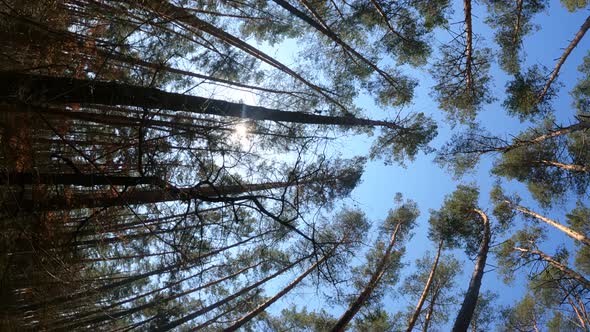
[[223, 242, 340, 331], [57, 261, 264, 330], [506, 200, 590, 247], [133, 0, 345, 110], [406, 238, 444, 332], [537, 14, 590, 103], [22, 234, 263, 312], [513, 246, 590, 291], [1, 72, 403, 130], [0, 172, 163, 186], [12, 178, 318, 212], [331, 222, 403, 332], [369, 0, 407, 41], [513, 0, 524, 45], [538, 159, 590, 173], [272, 0, 402, 91], [451, 208, 490, 332], [463, 0, 473, 91], [422, 288, 441, 332], [153, 254, 312, 331]]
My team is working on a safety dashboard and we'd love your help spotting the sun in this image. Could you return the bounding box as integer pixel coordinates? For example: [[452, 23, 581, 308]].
[[235, 123, 248, 137], [232, 122, 250, 147]]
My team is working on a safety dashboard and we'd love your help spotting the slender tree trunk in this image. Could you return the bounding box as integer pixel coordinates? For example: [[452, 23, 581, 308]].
[[506, 200, 590, 247], [463, 0, 473, 91], [513, 247, 590, 291], [134, 0, 345, 110], [406, 238, 444, 332], [54, 263, 222, 327], [538, 14, 590, 103], [273, 0, 401, 91], [223, 242, 340, 331], [369, 0, 407, 41], [153, 254, 311, 331], [451, 209, 490, 332], [3, 11, 302, 97], [503, 119, 590, 152], [513, 0, 524, 45], [1, 72, 401, 129], [22, 234, 262, 311], [538, 159, 590, 173], [0, 172, 162, 186], [58, 261, 264, 330], [331, 222, 403, 332], [422, 288, 441, 332], [12, 179, 313, 212]]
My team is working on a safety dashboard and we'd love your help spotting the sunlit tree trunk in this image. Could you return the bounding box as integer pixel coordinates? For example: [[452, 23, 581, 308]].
[[406, 238, 444, 332], [223, 242, 341, 331], [513, 246, 590, 291], [451, 209, 490, 332], [537, 14, 590, 103], [2, 72, 405, 130], [505, 199, 590, 247], [331, 222, 403, 332]]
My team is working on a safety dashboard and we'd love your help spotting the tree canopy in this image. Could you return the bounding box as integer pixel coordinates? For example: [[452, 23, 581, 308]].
[[1, 0, 590, 331]]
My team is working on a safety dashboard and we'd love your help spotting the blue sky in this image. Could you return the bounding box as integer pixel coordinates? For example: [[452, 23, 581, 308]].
[[337, 1, 590, 327]]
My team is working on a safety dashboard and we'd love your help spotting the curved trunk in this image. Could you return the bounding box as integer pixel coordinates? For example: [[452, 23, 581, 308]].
[[331, 222, 403, 332], [451, 209, 490, 332], [406, 238, 444, 332], [506, 200, 590, 247]]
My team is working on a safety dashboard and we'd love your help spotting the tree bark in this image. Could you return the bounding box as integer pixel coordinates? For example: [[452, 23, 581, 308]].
[[463, 0, 473, 91], [0, 172, 162, 187], [538, 14, 590, 103], [406, 238, 444, 332], [331, 222, 403, 332], [1, 72, 402, 129], [22, 234, 262, 312], [513, 246, 590, 291], [451, 208, 490, 332], [513, 0, 524, 45], [506, 200, 590, 247], [153, 254, 311, 331], [223, 242, 340, 331], [133, 0, 345, 110], [11, 178, 322, 212], [58, 261, 263, 330], [422, 288, 441, 332], [502, 119, 590, 152], [539, 159, 590, 173], [273, 0, 402, 91]]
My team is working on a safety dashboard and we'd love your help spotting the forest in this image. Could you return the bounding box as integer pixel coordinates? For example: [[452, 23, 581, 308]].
[[0, 0, 589, 331]]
